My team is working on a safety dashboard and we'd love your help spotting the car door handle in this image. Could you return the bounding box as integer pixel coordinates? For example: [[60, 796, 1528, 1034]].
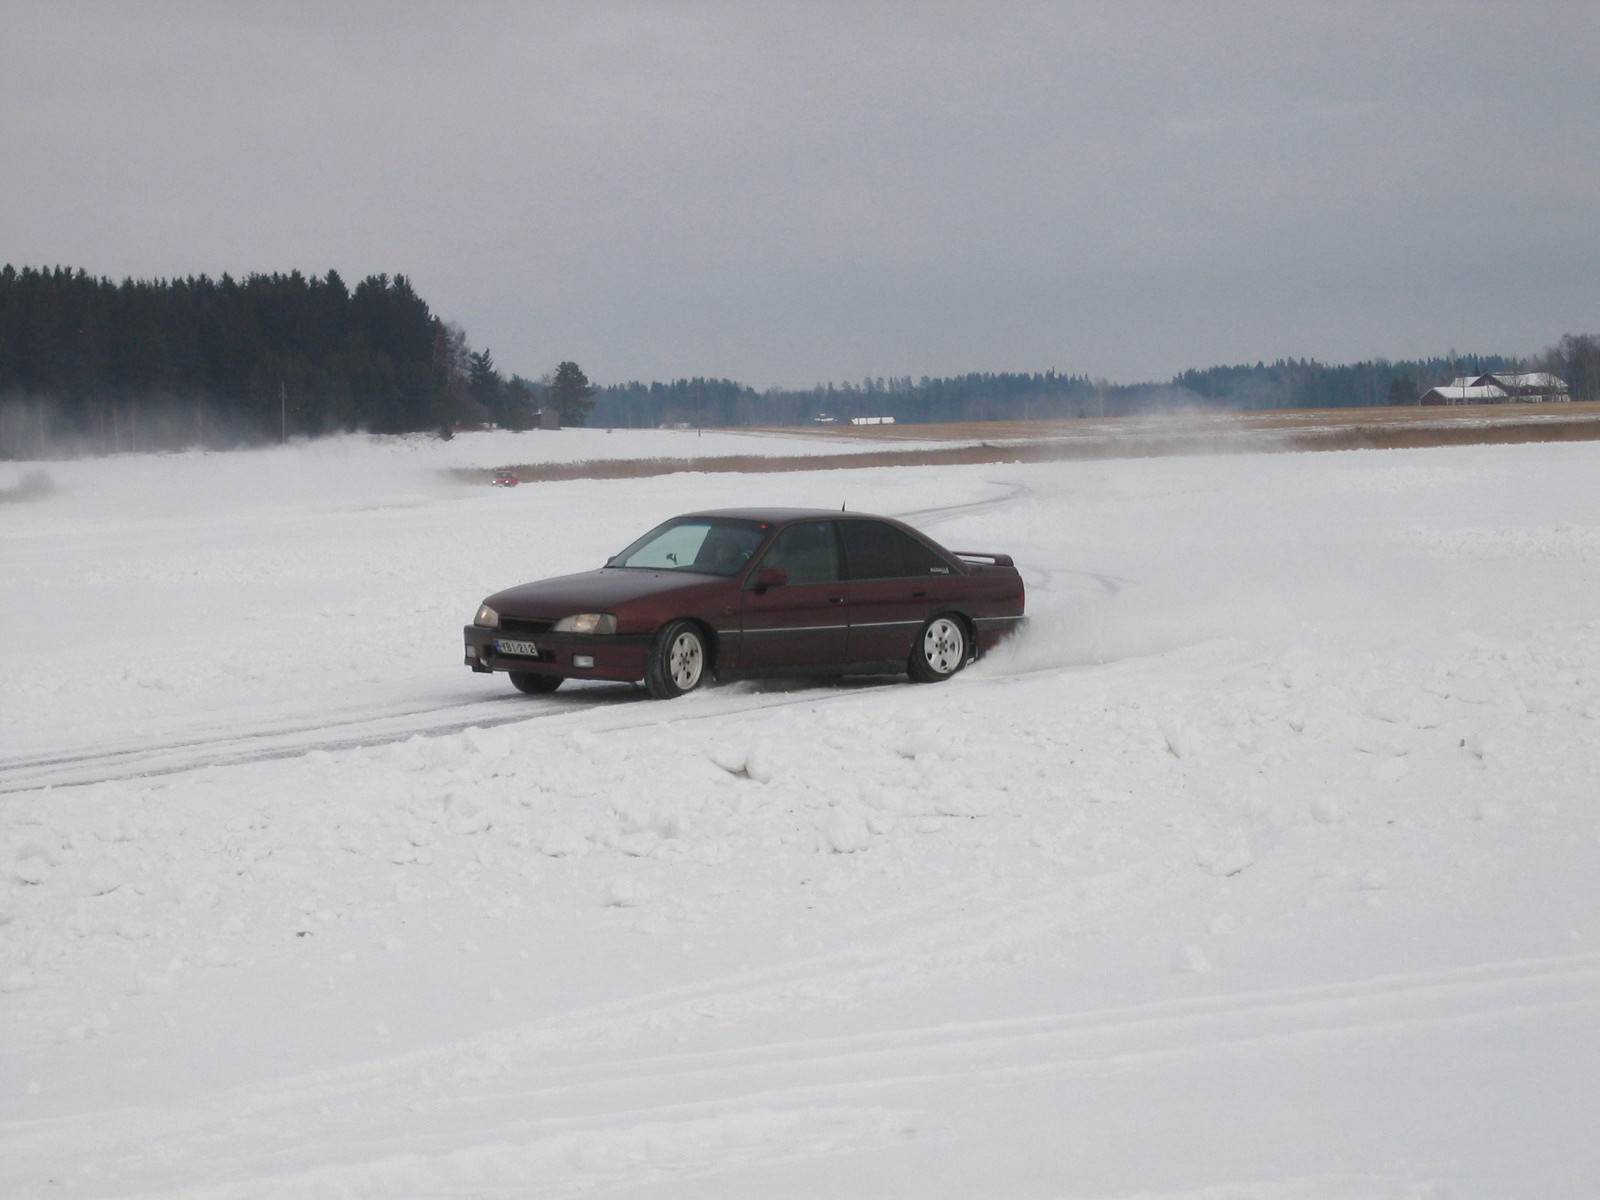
[[829, 596, 846, 604], [911, 590, 927, 599]]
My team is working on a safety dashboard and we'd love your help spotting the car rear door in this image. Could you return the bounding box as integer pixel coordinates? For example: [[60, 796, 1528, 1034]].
[[739, 520, 849, 668], [840, 519, 962, 665]]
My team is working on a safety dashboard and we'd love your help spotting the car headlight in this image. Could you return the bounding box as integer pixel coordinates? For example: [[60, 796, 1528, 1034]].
[[474, 604, 499, 629], [553, 613, 617, 635]]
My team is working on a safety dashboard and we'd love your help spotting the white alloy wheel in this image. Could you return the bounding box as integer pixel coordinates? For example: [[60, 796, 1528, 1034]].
[[646, 619, 710, 698], [919, 616, 965, 677], [669, 629, 704, 690]]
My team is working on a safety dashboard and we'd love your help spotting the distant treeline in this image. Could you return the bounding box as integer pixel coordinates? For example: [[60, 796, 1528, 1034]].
[[1175, 335, 1597, 412], [592, 372, 1104, 428], [592, 340, 1598, 429], [4, 263, 1597, 458], [0, 264, 457, 457], [1174, 355, 1515, 411]]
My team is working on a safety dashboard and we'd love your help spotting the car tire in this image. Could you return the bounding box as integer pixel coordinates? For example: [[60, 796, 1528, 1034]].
[[909, 614, 968, 683], [509, 671, 562, 694], [645, 620, 707, 699]]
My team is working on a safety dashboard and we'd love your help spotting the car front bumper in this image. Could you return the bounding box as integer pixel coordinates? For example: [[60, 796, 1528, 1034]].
[[463, 625, 652, 683]]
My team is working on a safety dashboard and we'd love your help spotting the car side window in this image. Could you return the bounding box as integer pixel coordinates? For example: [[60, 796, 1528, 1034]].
[[841, 520, 952, 579], [756, 521, 840, 586], [691, 523, 763, 573]]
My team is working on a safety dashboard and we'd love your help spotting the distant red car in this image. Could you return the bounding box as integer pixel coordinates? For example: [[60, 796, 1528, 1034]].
[[491, 470, 519, 487], [464, 508, 1025, 698]]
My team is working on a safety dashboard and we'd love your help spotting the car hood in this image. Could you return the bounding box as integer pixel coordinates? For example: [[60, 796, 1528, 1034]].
[[487, 568, 725, 616]]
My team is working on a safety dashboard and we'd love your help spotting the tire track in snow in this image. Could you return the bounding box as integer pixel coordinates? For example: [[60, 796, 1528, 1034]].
[[0, 691, 640, 794], [6, 953, 1592, 1198], [0, 697, 530, 773], [0, 858, 1154, 1163], [50, 1107, 920, 1200], [0, 678, 906, 795], [488, 951, 1600, 1101], [893, 479, 1032, 528]]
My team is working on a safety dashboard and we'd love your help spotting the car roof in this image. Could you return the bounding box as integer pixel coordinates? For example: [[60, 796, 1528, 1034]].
[[659, 508, 958, 563], [678, 507, 894, 525]]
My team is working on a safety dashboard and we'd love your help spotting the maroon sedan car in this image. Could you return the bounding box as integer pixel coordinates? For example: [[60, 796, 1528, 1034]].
[[464, 508, 1025, 699]]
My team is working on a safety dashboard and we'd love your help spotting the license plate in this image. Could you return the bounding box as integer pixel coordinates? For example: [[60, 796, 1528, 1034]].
[[494, 638, 541, 657]]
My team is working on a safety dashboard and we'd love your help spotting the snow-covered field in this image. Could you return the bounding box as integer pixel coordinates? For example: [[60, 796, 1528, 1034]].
[[2, 429, 1598, 1199]]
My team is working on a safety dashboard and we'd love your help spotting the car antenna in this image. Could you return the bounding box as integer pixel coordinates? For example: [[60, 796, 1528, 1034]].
[[841, 500, 846, 511]]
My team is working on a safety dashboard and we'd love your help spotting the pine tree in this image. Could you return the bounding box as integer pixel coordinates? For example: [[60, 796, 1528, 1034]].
[[550, 361, 595, 426], [467, 349, 502, 412]]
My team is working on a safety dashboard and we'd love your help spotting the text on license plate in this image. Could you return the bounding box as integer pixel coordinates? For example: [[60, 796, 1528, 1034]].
[[495, 638, 541, 656]]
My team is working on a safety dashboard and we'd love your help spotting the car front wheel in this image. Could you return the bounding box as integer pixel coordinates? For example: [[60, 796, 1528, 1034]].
[[909, 615, 967, 682], [509, 671, 562, 694], [645, 620, 707, 699]]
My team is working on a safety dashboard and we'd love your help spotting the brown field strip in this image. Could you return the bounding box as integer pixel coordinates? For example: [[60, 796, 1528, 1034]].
[[451, 402, 1600, 484]]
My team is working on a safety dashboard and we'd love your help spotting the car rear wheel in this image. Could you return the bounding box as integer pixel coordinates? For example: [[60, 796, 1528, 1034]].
[[509, 671, 562, 694], [645, 620, 707, 699], [909, 615, 967, 682]]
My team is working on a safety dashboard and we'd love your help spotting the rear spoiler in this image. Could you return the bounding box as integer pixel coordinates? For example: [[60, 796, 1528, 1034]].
[[954, 551, 1014, 567]]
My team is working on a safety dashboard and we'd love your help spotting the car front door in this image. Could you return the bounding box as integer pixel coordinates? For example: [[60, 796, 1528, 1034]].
[[739, 520, 849, 669]]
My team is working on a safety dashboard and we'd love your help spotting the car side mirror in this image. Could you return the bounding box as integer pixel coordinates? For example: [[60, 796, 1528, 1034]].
[[754, 567, 788, 589]]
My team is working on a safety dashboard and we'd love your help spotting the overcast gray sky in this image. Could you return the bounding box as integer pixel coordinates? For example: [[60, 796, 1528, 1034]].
[[6, 2, 1598, 388]]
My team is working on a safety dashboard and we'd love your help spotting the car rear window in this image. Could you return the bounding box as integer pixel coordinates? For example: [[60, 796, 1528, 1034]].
[[840, 520, 953, 580]]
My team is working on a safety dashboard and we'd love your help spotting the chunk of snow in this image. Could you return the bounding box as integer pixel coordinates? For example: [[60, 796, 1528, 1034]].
[[569, 728, 606, 763], [82, 865, 125, 896], [1310, 796, 1346, 824], [61, 1011, 111, 1043], [1, 969, 36, 993], [133, 972, 176, 998], [13, 856, 49, 885], [708, 742, 749, 775], [445, 797, 492, 836], [1175, 945, 1213, 973], [1163, 721, 1207, 758], [535, 827, 589, 858], [1195, 837, 1253, 877], [934, 787, 1003, 818], [1372, 758, 1410, 783], [824, 809, 872, 854], [604, 876, 648, 907], [463, 725, 512, 759], [743, 743, 776, 784]]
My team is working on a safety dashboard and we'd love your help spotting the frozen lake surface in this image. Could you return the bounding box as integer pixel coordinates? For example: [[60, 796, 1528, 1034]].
[[2, 429, 1598, 1198]]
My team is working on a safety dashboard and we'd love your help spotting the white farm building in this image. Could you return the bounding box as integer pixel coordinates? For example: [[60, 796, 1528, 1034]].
[[1421, 372, 1570, 405]]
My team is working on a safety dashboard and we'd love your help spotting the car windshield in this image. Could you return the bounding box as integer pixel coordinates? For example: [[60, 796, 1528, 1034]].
[[610, 518, 768, 576]]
